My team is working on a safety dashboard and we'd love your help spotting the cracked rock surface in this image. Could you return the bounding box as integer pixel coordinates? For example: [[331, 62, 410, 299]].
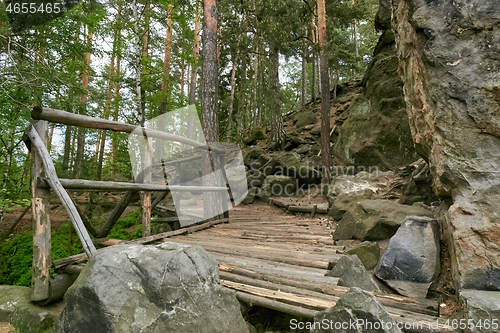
[[58, 243, 248, 333]]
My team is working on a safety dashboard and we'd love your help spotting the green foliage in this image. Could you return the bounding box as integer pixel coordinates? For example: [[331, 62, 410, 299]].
[[0, 223, 82, 287], [0, 208, 143, 287], [108, 209, 142, 240]]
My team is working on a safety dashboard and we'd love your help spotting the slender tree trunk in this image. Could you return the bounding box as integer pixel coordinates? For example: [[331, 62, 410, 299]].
[[47, 125, 54, 152], [253, 45, 260, 125], [96, 34, 118, 180], [62, 126, 72, 175], [180, 62, 185, 97], [140, 1, 150, 122], [226, 51, 239, 140], [317, 0, 332, 186], [111, 9, 122, 178], [352, 0, 359, 60], [74, 29, 93, 178], [269, 46, 284, 147], [160, 4, 174, 114], [189, 3, 201, 104], [302, 45, 307, 106]]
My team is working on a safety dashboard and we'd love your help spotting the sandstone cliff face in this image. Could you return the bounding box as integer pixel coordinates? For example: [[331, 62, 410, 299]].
[[389, 0, 500, 290]]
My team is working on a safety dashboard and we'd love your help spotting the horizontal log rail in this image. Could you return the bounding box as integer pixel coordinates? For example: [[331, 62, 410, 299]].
[[38, 178, 228, 192], [32, 106, 225, 153]]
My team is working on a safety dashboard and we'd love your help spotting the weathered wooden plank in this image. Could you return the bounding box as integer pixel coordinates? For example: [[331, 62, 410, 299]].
[[30, 120, 51, 301], [222, 279, 335, 309], [39, 178, 228, 192], [27, 125, 96, 256], [224, 280, 451, 332], [218, 266, 437, 316], [220, 271, 341, 304], [233, 291, 318, 319], [169, 238, 335, 269], [289, 205, 328, 214], [177, 234, 342, 255], [213, 253, 338, 285]]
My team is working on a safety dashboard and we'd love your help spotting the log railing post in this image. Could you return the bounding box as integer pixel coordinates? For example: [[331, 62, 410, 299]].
[[141, 134, 152, 237], [30, 120, 51, 302], [215, 152, 231, 220]]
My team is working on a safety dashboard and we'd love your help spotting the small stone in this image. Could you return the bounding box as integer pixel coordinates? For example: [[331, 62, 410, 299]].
[[311, 287, 401, 333], [326, 255, 380, 292], [347, 241, 380, 270]]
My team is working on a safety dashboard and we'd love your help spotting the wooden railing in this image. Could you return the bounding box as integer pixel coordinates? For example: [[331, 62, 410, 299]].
[[25, 107, 231, 302]]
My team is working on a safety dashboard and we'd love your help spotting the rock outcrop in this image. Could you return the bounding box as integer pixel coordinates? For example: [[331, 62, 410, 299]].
[[389, 0, 500, 291], [332, 16, 418, 170], [332, 199, 433, 241], [376, 216, 441, 298], [311, 287, 402, 333], [59, 243, 248, 333], [460, 289, 500, 333], [326, 255, 380, 292]]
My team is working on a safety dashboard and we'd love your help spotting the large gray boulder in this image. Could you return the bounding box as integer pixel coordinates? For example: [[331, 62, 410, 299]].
[[326, 255, 380, 292], [59, 243, 248, 333], [376, 216, 440, 298], [0, 285, 62, 333], [460, 289, 500, 333], [333, 199, 433, 241], [311, 287, 401, 333], [390, 0, 500, 290]]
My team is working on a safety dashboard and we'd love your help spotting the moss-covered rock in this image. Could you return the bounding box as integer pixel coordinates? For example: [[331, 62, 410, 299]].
[[347, 241, 381, 270], [261, 175, 297, 197], [333, 199, 433, 241], [0, 286, 62, 333], [293, 112, 316, 129]]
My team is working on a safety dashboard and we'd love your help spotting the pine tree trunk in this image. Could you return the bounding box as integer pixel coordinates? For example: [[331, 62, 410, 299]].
[[201, 0, 220, 220], [352, 0, 359, 59], [96, 33, 117, 180], [317, 0, 332, 185], [201, 0, 219, 142], [160, 4, 174, 114], [111, 8, 122, 178], [189, 3, 201, 104], [74, 29, 93, 178], [180, 62, 185, 97], [226, 52, 239, 140], [302, 45, 307, 106], [269, 46, 284, 147], [62, 126, 72, 176]]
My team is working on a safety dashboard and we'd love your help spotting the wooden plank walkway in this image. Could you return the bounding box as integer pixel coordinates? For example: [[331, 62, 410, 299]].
[[167, 203, 453, 333]]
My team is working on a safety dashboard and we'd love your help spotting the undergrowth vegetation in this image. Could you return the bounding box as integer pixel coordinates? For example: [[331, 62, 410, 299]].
[[0, 209, 142, 286]]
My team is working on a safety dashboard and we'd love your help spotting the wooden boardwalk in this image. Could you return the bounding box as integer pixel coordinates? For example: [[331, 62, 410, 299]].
[[167, 203, 452, 333]]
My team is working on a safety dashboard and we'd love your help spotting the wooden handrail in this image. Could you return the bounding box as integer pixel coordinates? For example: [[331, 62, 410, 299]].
[[32, 106, 225, 153], [38, 178, 228, 192]]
